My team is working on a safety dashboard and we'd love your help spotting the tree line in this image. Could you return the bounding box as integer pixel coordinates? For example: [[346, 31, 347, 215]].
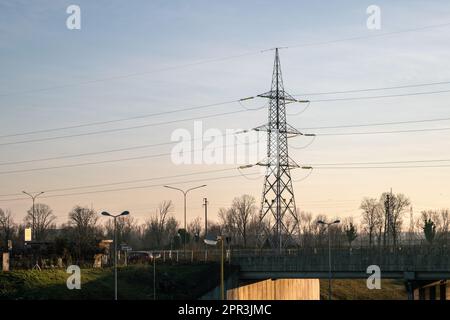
[[0, 192, 448, 264]]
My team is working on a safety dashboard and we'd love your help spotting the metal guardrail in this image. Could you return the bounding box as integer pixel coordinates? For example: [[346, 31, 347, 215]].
[[149, 247, 450, 275]]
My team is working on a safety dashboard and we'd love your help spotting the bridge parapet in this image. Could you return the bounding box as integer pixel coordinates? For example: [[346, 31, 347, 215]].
[[230, 247, 450, 279]]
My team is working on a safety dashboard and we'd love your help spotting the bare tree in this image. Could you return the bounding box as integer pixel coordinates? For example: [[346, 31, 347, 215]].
[[68, 205, 99, 261], [391, 193, 410, 247], [313, 214, 327, 247], [188, 217, 202, 243], [300, 211, 314, 247], [218, 207, 237, 240], [380, 192, 410, 247], [24, 203, 56, 241], [0, 209, 15, 249], [165, 216, 179, 248], [440, 209, 449, 243], [69, 206, 98, 231], [143, 200, 174, 248], [360, 198, 382, 247], [230, 195, 257, 247], [106, 215, 140, 248]]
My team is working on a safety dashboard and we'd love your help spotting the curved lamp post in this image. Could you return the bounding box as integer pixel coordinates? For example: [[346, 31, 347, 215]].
[[101, 210, 130, 300], [204, 235, 225, 300], [22, 191, 45, 240], [164, 184, 206, 258], [317, 219, 340, 300]]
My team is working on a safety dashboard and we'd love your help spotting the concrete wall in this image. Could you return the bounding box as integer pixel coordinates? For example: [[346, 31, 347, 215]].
[[227, 278, 320, 300], [413, 280, 449, 300], [199, 273, 239, 300]]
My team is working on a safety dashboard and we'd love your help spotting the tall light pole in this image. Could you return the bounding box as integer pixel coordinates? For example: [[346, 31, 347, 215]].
[[22, 191, 44, 240], [164, 184, 206, 258], [204, 235, 225, 300], [317, 219, 340, 301], [152, 253, 161, 300], [101, 210, 130, 301]]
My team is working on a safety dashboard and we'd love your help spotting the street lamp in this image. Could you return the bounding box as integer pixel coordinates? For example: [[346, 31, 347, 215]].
[[164, 184, 206, 258], [151, 252, 161, 300], [22, 191, 45, 240], [101, 210, 130, 301], [317, 219, 340, 301], [204, 235, 225, 300], [23, 191, 45, 270]]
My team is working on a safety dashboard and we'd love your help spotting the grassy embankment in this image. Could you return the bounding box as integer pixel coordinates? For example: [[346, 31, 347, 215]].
[[320, 279, 407, 300], [0, 264, 407, 300], [0, 263, 225, 300]]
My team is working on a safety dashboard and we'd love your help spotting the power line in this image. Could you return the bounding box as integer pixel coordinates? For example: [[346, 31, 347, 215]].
[[287, 21, 450, 49], [0, 140, 258, 175], [0, 99, 241, 139], [315, 164, 450, 169], [2, 86, 450, 143], [2, 115, 450, 166], [307, 89, 450, 102], [316, 126, 450, 136], [300, 116, 450, 130], [4, 21, 449, 99], [0, 170, 259, 203], [310, 159, 450, 166], [0, 167, 237, 197], [0, 131, 241, 166], [2, 88, 449, 147], [0, 106, 264, 147], [0, 127, 450, 175], [296, 80, 450, 96], [0, 51, 261, 98]]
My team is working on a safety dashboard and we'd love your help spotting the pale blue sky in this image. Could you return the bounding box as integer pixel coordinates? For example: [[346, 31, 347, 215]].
[[1, 0, 450, 225]]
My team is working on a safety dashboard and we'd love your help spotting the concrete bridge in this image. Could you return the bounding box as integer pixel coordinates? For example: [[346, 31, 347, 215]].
[[231, 247, 450, 281], [159, 246, 450, 299], [229, 247, 450, 300]]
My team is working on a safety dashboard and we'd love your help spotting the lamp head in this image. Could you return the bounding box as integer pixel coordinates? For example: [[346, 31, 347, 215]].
[[204, 239, 218, 246], [101, 211, 112, 217]]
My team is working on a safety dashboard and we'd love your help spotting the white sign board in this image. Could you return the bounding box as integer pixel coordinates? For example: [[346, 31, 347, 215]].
[[25, 228, 32, 242], [2, 252, 9, 272]]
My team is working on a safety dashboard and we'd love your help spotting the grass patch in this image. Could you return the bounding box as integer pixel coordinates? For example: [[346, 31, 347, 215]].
[[0, 263, 227, 300], [320, 279, 407, 300]]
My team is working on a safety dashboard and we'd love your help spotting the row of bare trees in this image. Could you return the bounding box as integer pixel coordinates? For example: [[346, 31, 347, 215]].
[[0, 192, 448, 262], [360, 192, 450, 247]]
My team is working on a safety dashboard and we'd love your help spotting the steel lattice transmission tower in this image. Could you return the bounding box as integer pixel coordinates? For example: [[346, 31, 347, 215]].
[[254, 48, 309, 251]]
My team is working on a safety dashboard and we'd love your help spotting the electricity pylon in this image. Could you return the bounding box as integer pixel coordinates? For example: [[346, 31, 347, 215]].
[[254, 48, 309, 251]]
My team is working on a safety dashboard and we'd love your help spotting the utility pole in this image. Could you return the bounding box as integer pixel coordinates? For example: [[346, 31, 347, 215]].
[[409, 206, 414, 244], [203, 198, 208, 238], [383, 191, 390, 248], [203, 198, 208, 262]]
